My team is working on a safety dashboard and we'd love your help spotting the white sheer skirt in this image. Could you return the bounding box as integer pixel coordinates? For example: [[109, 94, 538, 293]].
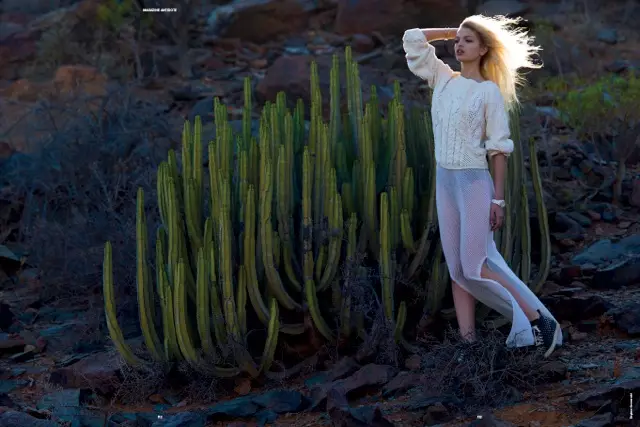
[[435, 165, 563, 348]]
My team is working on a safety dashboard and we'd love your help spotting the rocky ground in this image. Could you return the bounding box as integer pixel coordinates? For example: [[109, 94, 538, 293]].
[[1, 0, 640, 426]]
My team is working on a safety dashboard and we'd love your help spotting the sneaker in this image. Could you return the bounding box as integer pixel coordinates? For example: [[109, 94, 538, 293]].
[[531, 310, 561, 358]]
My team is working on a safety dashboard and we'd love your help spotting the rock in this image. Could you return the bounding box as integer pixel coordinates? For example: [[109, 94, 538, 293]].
[[37, 389, 81, 424], [539, 294, 611, 322], [477, 0, 530, 16], [0, 410, 58, 427], [310, 364, 397, 408], [334, 0, 466, 35], [206, 389, 308, 421], [325, 386, 394, 427], [256, 54, 393, 114], [630, 178, 640, 207], [0, 303, 15, 332], [51, 65, 108, 98], [540, 360, 568, 382], [552, 212, 585, 241], [206, 0, 318, 43], [350, 34, 375, 53], [568, 379, 640, 411], [607, 302, 640, 336], [597, 29, 618, 45], [0, 22, 24, 40], [48, 352, 120, 395], [571, 235, 640, 289], [422, 402, 453, 425], [382, 371, 425, 396], [0, 338, 25, 356], [574, 412, 614, 427]]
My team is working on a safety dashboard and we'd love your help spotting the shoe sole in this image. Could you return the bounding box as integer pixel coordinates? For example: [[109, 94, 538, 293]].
[[543, 322, 561, 358]]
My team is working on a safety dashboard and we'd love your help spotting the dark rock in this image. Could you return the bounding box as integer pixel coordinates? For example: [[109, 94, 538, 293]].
[[539, 294, 611, 322], [48, 352, 120, 395], [404, 393, 461, 411], [206, 0, 318, 43], [251, 390, 307, 413], [256, 54, 393, 115], [477, 0, 530, 16], [567, 211, 592, 228], [540, 360, 568, 382], [0, 303, 14, 331], [422, 402, 453, 425], [207, 389, 307, 421], [151, 412, 205, 427], [552, 212, 585, 241], [334, 0, 465, 36], [310, 364, 397, 408], [382, 371, 424, 397], [0, 337, 24, 355], [326, 387, 394, 427], [571, 235, 640, 289], [568, 379, 640, 411], [36, 389, 82, 424], [605, 60, 630, 74], [0, 410, 58, 427], [597, 29, 618, 45], [574, 412, 614, 427], [607, 303, 640, 336], [350, 34, 375, 53]]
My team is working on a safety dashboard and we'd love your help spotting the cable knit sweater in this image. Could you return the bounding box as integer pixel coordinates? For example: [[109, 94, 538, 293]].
[[403, 28, 514, 170]]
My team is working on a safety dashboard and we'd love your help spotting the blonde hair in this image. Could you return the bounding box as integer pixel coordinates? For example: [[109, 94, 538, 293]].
[[460, 14, 541, 112]]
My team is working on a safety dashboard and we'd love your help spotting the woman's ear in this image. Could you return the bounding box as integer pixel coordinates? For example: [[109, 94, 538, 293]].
[[480, 45, 489, 57]]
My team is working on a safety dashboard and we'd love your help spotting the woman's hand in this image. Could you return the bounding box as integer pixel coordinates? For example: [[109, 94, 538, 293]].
[[490, 203, 504, 231]]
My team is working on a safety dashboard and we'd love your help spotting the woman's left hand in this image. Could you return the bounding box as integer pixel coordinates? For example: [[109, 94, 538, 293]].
[[490, 204, 504, 231]]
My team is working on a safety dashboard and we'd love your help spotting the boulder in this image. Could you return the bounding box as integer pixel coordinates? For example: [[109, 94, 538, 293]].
[[335, 0, 467, 36], [206, 0, 319, 43]]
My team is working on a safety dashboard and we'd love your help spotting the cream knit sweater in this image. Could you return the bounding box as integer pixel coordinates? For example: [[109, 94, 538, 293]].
[[403, 28, 514, 170]]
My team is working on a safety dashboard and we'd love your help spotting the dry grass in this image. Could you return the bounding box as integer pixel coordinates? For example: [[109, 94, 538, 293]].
[[417, 325, 551, 414]]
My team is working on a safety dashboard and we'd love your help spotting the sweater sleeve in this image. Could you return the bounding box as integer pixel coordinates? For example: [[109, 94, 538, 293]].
[[402, 28, 454, 89], [484, 84, 514, 158]]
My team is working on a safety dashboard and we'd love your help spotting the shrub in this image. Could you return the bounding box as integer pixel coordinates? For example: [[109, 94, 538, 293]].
[[551, 72, 640, 203]]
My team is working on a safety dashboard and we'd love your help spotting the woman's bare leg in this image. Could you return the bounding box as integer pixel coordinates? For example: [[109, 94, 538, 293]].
[[452, 280, 477, 342], [480, 264, 539, 321]]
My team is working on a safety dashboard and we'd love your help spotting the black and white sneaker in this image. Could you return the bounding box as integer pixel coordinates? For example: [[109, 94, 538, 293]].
[[531, 309, 561, 358]]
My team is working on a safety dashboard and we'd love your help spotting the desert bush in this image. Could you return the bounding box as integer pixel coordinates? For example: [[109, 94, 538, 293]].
[[550, 72, 640, 203], [419, 326, 549, 413], [102, 47, 551, 381], [2, 85, 177, 312]]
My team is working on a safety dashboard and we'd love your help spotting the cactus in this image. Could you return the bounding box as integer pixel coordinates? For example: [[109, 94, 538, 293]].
[[102, 46, 551, 379]]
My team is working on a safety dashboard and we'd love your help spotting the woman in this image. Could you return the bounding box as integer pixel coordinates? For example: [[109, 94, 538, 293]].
[[403, 15, 562, 357]]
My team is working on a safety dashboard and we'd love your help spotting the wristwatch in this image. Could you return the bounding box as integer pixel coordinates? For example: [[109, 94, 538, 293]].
[[491, 199, 506, 207]]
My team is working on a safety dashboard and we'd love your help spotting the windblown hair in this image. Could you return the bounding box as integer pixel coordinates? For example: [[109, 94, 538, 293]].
[[460, 14, 541, 112]]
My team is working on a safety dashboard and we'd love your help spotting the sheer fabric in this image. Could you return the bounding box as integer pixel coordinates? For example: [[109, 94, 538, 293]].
[[435, 165, 563, 348]]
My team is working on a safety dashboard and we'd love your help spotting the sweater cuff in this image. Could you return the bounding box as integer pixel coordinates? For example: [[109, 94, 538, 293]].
[[486, 139, 514, 157], [403, 28, 427, 44]]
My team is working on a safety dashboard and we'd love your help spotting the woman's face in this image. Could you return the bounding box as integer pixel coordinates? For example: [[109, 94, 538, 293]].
[[454, 26, 488, 63]]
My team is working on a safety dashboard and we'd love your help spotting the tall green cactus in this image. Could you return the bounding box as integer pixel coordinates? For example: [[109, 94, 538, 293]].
[[102, 45, 551, 378]]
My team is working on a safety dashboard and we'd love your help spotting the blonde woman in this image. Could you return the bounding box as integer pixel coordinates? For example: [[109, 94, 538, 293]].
[[403, 15, 562, 357]]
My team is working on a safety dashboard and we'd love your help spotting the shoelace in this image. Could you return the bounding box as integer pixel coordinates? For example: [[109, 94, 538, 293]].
[[532, 325, 544, 346]]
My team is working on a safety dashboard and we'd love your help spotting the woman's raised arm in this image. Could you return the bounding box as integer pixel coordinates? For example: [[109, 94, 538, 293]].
[[403, 28, 457, 88]]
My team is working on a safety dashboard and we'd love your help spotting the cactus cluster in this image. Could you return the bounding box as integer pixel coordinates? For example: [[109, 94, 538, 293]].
[[103, 46, 551, 376]]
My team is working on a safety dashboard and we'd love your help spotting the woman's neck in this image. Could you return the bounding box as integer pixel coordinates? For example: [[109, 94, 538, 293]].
[[460, 62, 484, 82]]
